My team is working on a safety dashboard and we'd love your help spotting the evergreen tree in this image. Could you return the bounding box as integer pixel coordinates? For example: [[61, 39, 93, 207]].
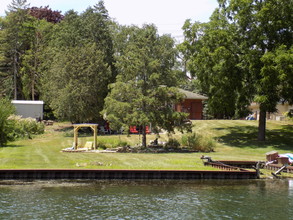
[[20, 19, 53, 100], [42, 44, 111, 123], [102, 25, 190, 148], [0, 98, 15, 146], [0, 0, 35, 99], [41, 1, 116, 122]]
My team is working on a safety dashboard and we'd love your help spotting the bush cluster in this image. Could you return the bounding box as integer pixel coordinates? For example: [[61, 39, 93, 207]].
[[7, 115, 45, 140], [181, 133, 215, 152], [164, 138, 181, 149], [0, 98, 16, 146], [284, 111, 293, 121], [97, 140, 129, 150]]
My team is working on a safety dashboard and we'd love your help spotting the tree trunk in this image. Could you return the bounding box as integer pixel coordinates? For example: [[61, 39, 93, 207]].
[[31, 81, 35, 100], [258, 110, 266, 141], [13, 53, 17, 100], [142, 125, 147, 148], [32, 54, 36, 101]]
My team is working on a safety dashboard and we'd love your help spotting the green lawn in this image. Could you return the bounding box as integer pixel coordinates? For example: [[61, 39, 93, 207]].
[[0, 120, 292, 171]]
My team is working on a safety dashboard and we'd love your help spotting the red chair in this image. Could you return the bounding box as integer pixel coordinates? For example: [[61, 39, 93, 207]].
[[145, 126, 151, 134], [129, 126, 138, 134], [129, 126, 151, 134]]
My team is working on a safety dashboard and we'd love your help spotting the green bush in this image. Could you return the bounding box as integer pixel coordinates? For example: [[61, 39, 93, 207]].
[[284, 111, 293, 121], [181, 133, 199, 149], [0, 98, 15, 146], [63, 130, 74, 137], [96, 140, 129, 149], [181, 133, 215, 152], [199, 137, 216, 152], [164, 138, 180, 149], [7, 115, 45, 140], [115, 141, 129, 148], [97, 142, 107, 150]]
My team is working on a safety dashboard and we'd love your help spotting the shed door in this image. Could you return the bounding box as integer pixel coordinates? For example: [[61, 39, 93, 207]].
[[191, 101, 203, 119]]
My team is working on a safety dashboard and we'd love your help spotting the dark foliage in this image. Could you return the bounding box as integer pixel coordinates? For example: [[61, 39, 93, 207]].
[[29, 6, 64, 24]]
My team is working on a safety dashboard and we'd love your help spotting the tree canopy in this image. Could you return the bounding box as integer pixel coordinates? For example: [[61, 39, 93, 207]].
[[102, 25, 191, 147], [0, 0, 35, 99], [180, 0, 293, 140], [40, 3, 116, 123], [29, 6, 64, 24], [0, 0, 292, 144]]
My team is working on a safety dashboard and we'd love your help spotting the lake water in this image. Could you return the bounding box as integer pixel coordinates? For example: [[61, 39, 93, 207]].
[[0, 179, 292, 219]]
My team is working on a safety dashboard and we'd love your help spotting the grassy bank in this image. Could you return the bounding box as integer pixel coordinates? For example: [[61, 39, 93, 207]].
[[0, 120, 292, 171]]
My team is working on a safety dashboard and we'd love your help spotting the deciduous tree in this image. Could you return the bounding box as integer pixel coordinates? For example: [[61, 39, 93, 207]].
[[220, 0, 293, 141], [180, 10, 251, 119], [180, 0, 293, 141], [29, 6, 64, 24]]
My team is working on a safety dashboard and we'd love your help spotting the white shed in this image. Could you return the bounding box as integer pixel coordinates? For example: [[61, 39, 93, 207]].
[[11, 100, 44, 120]]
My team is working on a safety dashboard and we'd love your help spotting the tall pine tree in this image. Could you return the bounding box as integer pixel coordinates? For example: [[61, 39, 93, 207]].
[[102, 25, 190, 147]]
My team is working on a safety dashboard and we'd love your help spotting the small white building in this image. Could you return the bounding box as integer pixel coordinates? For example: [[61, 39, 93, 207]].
[[249, 102, 293, 121], [11, 100, 44, 120]]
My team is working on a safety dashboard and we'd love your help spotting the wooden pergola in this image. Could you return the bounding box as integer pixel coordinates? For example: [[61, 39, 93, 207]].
[[73, 124, 98, 150]]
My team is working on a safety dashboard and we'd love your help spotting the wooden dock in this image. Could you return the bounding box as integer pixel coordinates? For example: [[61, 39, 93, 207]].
[[0, 169, 258, 180], [216, 160, 260, 169], [203, 160, 260, 170], [265, 164, 293, 173]]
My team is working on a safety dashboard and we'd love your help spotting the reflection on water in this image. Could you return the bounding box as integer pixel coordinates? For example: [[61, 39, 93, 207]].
[[0, 179, 292, 219], [289, 179, 293, 196]]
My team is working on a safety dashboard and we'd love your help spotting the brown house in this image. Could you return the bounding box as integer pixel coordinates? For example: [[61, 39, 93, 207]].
[[175, 89, 208, 120]]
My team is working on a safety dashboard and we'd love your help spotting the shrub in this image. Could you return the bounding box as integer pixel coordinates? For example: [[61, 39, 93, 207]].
[[0, 98, 15, 146], [181, 133, 215, 152], [63, 130, 74, 137], [97, 142, 107, 150], [181, 133, 199, 149], [115, 141, 129, 148], [284, 111, 293, 121], [198, 137, 216, 152], [7, 115, 45, 140], [96, 140, 129, 149], [164, 138, 180, 149]]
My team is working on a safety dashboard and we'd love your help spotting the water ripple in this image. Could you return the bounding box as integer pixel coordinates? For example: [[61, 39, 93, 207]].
[[0, 179, 292, 219]]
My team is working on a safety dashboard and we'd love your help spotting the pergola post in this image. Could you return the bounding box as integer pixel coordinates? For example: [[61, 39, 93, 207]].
[[74, 126, 79, 150], [93, 125, 97, 150]]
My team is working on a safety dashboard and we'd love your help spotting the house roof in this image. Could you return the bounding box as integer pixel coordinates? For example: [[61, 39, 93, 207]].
[[12, 100, 44, 105], [178, 89, 208, 100]]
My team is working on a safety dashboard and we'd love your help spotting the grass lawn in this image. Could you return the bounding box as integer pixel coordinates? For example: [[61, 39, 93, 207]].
[[0, 120, 292, 173]]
